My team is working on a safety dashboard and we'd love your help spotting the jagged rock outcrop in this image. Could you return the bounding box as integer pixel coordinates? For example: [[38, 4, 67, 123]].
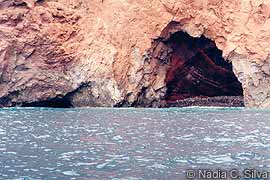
[[0, 0, 270, 108]]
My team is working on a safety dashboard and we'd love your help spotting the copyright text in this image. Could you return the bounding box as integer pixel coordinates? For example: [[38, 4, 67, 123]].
[[185, 169, 270, 179]]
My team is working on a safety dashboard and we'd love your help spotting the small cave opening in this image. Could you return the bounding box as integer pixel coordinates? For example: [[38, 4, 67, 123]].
[[21, 97, 73, 108], [162, 31, 244, 107], [21, 96, 73, 108], [20, 84, 90, 108]]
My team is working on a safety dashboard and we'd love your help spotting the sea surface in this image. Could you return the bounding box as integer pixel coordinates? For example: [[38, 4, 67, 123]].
[[0, 107, 270, 180]]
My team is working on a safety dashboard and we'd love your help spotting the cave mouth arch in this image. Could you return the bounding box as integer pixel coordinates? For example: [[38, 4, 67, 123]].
[[163, 31, 244, 107]]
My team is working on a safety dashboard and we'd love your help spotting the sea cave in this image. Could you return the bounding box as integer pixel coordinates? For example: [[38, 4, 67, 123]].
[[160, 31, 244, 107]]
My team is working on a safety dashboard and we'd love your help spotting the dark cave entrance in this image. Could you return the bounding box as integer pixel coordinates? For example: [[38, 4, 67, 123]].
[[20, 83, 90, 108], [21, 97, 72, 108], [163, 31, 244, 106]]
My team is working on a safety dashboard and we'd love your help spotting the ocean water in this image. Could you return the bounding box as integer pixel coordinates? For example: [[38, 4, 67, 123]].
[[0, 107, 270, 180]]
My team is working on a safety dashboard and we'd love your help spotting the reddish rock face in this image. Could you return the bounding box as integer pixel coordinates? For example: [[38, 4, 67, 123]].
[[164, 32, 243, 103], [0, 0, 270, 108]]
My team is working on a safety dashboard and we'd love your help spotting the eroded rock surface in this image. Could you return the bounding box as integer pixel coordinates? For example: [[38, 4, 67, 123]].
[[0, 0, 270, 107], [0, 0, 82, 107]]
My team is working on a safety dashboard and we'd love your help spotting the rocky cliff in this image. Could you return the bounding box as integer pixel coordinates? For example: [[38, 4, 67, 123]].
[[0, 0, 270, 108]]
